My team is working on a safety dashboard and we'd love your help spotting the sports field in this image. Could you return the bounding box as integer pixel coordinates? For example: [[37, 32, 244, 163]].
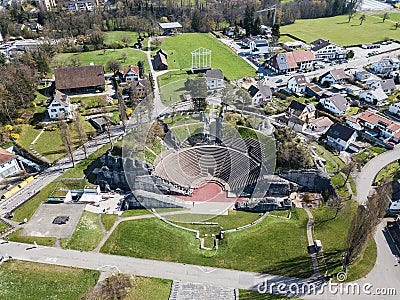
[[281, 13, 400, 46]]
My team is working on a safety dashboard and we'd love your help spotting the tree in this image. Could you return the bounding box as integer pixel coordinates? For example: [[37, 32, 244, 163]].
[[359, 14, 366, 25], [191, 11, 201, 31], [58, 120, 75, 168], [347, 0, 360, 23], [74, 114, 88, 158], [343, 184, 390, 270], [106, 59, 121, 75], [382, 12, 389, 23], [121, 52, 127, 63], [185, 77, 207, 111], [340, 161, 357, 187], [89, 30, 105, 50], [346, 49, 355, 59], [395, 22, 399, 30], [121, 35, 132, 47], [271, 24, 280, 39], [138, 60, 145, 78]]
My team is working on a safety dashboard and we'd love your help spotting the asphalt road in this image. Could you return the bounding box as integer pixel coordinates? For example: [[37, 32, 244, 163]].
[[0, 126, 124, 217], [356, 144, 400, 204]]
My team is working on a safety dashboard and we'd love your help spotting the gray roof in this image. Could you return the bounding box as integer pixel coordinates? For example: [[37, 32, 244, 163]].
[[293, 75, 307, 85], [322, 69, 348, 81], [327, 123, 355, 142], [329, 94, 348, 112], [380, 79, 395, 91], [52, 90, 70, 107], [206, 69, 223, 80], [310, 39, 331, 52], [248, 85, 272, 97], [159, 22, 182, 29]]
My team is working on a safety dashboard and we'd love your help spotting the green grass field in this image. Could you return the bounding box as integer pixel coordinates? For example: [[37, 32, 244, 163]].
[[0, 222, 10, 234], [155, 33, 256, 80], [125, 276, 172, 300], [374, 161, 400, 185], [281, 14, 399, 45], [61, 211, 103, 251], [54, 48, 149, 73], [101, 214, 117, 231], [0, 261, 99, 300], [101, 209, 313, 277], [105, 31, 140, 45], [7, 228, 55, 246]]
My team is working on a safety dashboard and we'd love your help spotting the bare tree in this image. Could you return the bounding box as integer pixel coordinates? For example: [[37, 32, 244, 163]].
[[58, 120, 75, 167], [74, 114, 88, 158], [359, 14, 366, 25], [382, 12, 389, 23], [106, 59, 121, 75], [340, 161, 357, 188], [121, 36, 132, 48], [343, 184, 391, 270], [121, 52, 127, 63]]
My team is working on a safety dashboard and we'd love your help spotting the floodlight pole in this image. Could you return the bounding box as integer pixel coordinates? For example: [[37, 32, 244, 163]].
[[256, 4, 278, 26]]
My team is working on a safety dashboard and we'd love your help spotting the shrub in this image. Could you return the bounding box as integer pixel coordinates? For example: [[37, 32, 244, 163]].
[[10, 133, 20, 140], [5, 125, 13, 131]]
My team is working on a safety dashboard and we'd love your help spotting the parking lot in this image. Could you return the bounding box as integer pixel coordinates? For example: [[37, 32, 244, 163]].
[[22, 203, 85, 238]]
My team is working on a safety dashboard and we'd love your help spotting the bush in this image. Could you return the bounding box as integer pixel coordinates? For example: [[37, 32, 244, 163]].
[[44, 125, 57, 131], [5, 124, 13, 131], [98, 85, 106, 92], [35, 122, 44, 129]]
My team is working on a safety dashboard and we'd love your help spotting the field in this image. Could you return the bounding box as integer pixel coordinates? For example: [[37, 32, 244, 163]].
[[281, 14, 399, 46], [7, 228, 56, 246], [104, 31, 140, 45], [54, 48, 149, 72], [60, 211, 103, 251], [0, 260, 99, 300], [101, 214, 117, 231], [374, 161, 400, 184], [155, 33, 256, 80], [125, 276, 172, 300], [101, 209, 313, 278]]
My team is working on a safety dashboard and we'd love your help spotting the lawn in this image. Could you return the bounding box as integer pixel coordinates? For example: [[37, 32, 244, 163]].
[[61, 144, 110, 179], [374, 161, 400, 185], [15, 124, 41, 150], [100, 214, 117, 231], [0, 260, 99, 300], [32, 129, 65, 162], [0, 222, 10, 234], [104, 31, 140, 45], [311, 200, 376, 280], [54, 48, 149, 73], [154, 33, 256, 80], [239, 290, 300, 299], [281, 14, 399, 46], [125, 276, 172, 300], [7, 228, 55, 246], [101, 209, 313, 278], [60, 211, 103, 251]]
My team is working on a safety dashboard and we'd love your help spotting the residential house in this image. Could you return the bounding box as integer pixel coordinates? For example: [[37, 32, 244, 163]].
[[346, 110, 400, 142], [0, 148, 22, 179], [224, 26, 246, 37], [205, 69, 224, 90], [359, 88, 388, 106], [54, 65, 105, 93], [370, 57, 400, 74], [153, 49, 168, 70], [310, 39, 346, 60], [389, 101, 400, 116], [319, 69, 348, 86], [283, 41, 308, 50], [248, 84, 272, 105], [123, 65, 140, 82], [47, 90, 74, 120], [309, 117, 334, 133], [371, 79, 396, 95], [286, 100, 316, 122], [319, 94, 349, 116], [288, 116, 307, 132], [305, 83, 324, 98], [130, 79, 147, 99], [249, 39, 269, 55], [265, 50, 315, 74], [35, 0, 56, 11], [354, 70, 373, 83], [64, 0, 96, 12], [326, 123, 357, 151], [287, 75, 307, 94]]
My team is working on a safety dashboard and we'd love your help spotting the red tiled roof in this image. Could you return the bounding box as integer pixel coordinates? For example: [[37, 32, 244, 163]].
[[123, 65, 139, 76], [0, 148, 17, 165], [291, 49, 315, 63], [388, 123, 400, 132], [358, 111, 391, 126]]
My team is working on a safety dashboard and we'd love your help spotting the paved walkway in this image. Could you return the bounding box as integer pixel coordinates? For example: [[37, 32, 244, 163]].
[[303, 205, 320, 278]]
